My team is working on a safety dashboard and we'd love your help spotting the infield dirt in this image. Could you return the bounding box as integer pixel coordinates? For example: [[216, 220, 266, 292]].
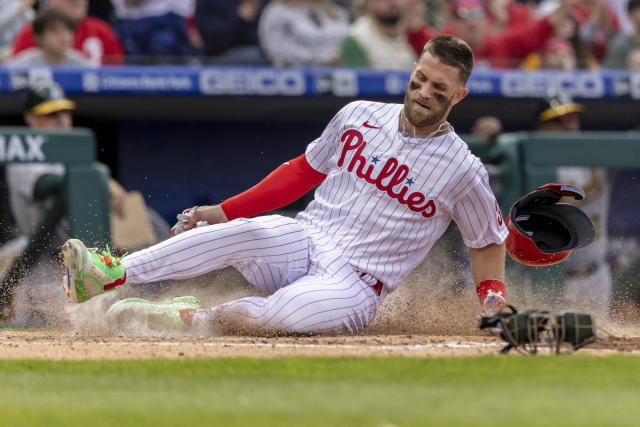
[[3, 242, 640, 359]]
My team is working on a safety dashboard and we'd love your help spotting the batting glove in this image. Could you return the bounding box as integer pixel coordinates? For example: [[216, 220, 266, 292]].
[[169, 206, 210, 237]]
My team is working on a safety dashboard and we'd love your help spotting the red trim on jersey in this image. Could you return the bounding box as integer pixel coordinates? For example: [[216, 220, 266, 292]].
[[221, 154, 327, 221], [476, 279, 506, 304]]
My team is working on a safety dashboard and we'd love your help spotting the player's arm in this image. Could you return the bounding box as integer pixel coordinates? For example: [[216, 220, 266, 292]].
[[450, 169, 510, 308], [182, 154, 326, 231], [467, 243, 507, 308]]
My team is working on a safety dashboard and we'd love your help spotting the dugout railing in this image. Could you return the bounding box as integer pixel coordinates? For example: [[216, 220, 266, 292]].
[[0, 127, 110, 321]]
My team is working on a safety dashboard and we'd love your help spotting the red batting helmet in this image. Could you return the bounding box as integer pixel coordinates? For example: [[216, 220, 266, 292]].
[[505, 184, 595, 266]]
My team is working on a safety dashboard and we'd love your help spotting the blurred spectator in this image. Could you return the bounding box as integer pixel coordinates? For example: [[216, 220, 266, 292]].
[[259, 0, 349, 66], [604, 0, 640, 69], [609, 0, 635, 35], [195, 0, 269, 65], [341, 0, 417, 69], [9, 8, 93, 66], [627, 46, 640, 69], [521, 37, 579, 70], [484, 0, 533, 34], [11, 0, 124, 65], [537, 0, 620, 61], [540, 37, 578, 69], [111, 0, 195, 62], [0, 0, 36, 63], [409, 0, 568, 68]]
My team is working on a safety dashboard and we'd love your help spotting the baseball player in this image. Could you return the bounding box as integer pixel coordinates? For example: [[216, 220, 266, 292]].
[[62, 35, 509, 334]]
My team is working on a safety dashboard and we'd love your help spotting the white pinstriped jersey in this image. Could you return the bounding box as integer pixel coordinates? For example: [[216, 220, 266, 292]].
[[297, 101, 509, 291]]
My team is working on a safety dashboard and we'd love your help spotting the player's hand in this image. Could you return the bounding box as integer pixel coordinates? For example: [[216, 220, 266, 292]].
[[184, 205, 228, 229], [171, 205, 229, 237], [481, 293, 507, 318]]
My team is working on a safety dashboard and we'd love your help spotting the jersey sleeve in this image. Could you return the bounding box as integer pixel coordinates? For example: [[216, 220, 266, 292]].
[[451, 169, 509, 248], [304, 105, 348, 174]]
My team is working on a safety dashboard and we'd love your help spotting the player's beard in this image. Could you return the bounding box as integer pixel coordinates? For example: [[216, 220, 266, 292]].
[[403, 91, 453, 128]]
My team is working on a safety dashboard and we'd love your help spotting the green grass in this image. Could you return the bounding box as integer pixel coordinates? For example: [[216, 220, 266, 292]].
[[1, 356, 639, 426]]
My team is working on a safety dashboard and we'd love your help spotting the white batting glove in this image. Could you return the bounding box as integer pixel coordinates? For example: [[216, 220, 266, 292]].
[[169, 206, 210, 237], [481, 291, 507, 333]]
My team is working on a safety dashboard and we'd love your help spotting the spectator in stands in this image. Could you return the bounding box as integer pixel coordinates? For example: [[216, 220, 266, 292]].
[[484, 0, 533, 35], [408, 0, 568, 68], [536, 0, 620, 61], [521, 10, 598, 70], [0, 0, 36, 63], [11, 0, 124, 65], [604, 0, 640, 69], [521, 37, 578, 70], [627, 46, 640, 70], [195, 0, 269, 65], [9, 8, 93, 66], [259, 0, 349, 66], [341, 0, 417, 69], [110, 0, 196, 63]]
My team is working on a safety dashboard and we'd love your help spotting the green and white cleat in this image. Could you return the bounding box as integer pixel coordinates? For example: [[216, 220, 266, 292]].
[[106, 296, 201, 331], [61, 238, 127, 303]]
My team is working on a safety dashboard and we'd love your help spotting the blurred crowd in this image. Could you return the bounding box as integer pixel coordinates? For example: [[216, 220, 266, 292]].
[[1, 0, 639, 70]]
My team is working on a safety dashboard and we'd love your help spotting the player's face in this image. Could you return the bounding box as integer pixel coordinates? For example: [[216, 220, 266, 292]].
[[38, 22, 74, 59], [403, 52, 468, 128], [24, 110, 73, 130]]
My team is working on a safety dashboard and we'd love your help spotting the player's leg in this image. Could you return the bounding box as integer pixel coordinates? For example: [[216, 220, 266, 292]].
[[188, 269, 385, 334], [62, 215, 309, 302]]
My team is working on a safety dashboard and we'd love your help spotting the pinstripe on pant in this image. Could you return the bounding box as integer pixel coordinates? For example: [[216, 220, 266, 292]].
[[121, 215, 383, 334]]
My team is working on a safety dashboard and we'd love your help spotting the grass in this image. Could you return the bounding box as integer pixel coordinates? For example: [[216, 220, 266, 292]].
[[1, 356, 639, 426]]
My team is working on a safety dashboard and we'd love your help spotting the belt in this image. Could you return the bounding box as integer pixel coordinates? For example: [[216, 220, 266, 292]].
[[356, 270, 384, 296]]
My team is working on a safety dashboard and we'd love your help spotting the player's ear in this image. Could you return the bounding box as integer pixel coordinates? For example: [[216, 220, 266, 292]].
[[451, 87, 469, 106]]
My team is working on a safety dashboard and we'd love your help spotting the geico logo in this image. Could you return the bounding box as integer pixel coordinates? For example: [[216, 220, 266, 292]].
[[199, 69, 306, 96], [500, 72, 605, 98], [0, 134, 46, 162]]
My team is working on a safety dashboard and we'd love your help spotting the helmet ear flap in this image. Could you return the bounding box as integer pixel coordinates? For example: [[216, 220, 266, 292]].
[[505, 184, 595, 267]]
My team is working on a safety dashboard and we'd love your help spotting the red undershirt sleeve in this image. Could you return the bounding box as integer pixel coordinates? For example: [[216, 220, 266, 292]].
[[220, 154, 327, 221]]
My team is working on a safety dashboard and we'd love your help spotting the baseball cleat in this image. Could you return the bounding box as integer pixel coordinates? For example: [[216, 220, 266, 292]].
[[105, 296, 201, 331], [61, 239, 127, 303]]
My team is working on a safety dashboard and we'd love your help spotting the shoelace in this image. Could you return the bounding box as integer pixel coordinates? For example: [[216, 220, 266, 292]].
[[92, 245, 128, 267]]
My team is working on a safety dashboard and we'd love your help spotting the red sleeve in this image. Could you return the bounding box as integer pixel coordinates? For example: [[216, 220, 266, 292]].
[[220, 154, 327, 221], [480, 17, 554, 67], [407, 26, 438, 56], [11, 24, 36, 56]]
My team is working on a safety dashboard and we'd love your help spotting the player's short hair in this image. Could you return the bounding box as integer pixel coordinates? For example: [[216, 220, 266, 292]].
[[33, 8, 77, 37], [420, 35, 474, 85], [629, 0, 640, 12]]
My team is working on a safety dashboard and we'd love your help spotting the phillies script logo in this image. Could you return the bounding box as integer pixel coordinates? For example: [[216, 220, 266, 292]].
[[338, 129, 436, 218]]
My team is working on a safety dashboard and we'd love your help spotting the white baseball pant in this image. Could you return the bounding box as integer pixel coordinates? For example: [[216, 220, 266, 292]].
[[121, 215, 385, 334]]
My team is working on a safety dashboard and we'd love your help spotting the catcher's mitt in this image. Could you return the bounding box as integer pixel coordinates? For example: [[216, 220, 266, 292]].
[[479, 305, 596, 354]]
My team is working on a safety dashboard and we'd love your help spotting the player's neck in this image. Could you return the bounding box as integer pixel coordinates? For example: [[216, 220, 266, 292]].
[[400, 112, 451, 139]]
